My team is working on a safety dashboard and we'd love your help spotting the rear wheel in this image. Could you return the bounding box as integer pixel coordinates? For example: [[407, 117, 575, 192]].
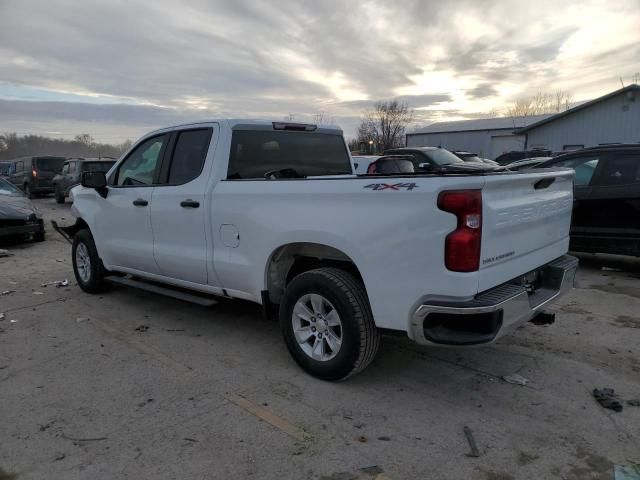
[[280, 267, 380, 381], [55, 185, 65, 204], [72, 229, 108, 293], [33, 222, 45, 242]]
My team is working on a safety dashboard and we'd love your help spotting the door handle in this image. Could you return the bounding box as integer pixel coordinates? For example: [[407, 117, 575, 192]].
[[180, 199, 200, 208], [133, 198, 148, 207]]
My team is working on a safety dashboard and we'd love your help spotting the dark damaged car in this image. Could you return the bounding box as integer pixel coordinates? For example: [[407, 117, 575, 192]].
[[0, 178, 45, 242]]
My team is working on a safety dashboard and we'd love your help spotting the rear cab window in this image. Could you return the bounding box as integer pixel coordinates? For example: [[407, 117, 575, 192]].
[[227, 128, 351, 179], [35, 157, 65, 172]]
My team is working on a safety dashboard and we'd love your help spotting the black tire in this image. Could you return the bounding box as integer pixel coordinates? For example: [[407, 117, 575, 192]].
[[33, 222, 45, 242], [72, 229, 109, 293], [280, 267, 380, 381], [55, 185, 65, 204]]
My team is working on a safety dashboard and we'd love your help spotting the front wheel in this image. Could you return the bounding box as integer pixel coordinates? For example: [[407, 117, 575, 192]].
[[72, 229, 109, 293], [280, 267, 380, 381]]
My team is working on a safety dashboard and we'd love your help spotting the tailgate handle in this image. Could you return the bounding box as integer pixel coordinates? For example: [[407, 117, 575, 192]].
[[534, 177, 555, 190]]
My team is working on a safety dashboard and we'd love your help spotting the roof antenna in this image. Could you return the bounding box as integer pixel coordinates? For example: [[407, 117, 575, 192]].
[[619, 77, 625, 88]]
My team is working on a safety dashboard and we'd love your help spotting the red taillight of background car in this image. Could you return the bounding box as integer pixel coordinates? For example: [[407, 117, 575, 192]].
[[437, 190, 482, 272], [32, 169, 37, 177]]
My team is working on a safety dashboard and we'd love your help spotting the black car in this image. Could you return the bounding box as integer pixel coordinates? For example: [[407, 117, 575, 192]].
[[6, 156, 66, 198], [384, 147, 503, 173], [494, 149, 552, 165], [0, 177, 45, 242], [53, 157, 116, 203], [536, 144, 640, 257]]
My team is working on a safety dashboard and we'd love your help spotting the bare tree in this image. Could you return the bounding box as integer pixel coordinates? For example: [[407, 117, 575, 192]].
[[357, 100, 414, 151], [0, 133, 133, 160], [505, 90, 573, 117], [74, 133, 95, 146]]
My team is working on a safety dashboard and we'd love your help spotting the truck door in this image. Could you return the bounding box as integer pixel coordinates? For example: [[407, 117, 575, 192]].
[[95, 134, 169, 273], [150, 127, 220, 286]]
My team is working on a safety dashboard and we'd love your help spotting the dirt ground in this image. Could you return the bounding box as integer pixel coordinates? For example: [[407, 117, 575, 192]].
[[1, 197, 639, 480]]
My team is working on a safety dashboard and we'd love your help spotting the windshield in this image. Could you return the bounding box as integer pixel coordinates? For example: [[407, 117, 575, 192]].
[[35, 157, 66, 172], [82, 161, 116, 172], [427, 149, 465, 166], [0, 177, 23, 196]]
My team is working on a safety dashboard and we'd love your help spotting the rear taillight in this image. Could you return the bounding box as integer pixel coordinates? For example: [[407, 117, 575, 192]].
[[437, 190, 482, 272], [32, 169, 37, 177]]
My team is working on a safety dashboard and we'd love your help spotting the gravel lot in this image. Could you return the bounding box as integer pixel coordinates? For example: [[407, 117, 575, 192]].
[[1, 197, 639, 480]]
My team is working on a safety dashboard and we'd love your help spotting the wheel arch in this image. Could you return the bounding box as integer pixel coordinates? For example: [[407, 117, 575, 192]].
[[264, 242, 365, 305]]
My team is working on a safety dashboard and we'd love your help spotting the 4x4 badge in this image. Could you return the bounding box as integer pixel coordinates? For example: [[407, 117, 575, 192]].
[[364, 183, 418, 191]]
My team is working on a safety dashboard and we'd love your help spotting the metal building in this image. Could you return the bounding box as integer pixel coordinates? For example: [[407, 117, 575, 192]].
[[517, 85, 640, 152], [406, 114, 551, 159]]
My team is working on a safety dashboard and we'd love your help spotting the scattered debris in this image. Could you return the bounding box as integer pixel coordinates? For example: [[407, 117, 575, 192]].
[[165, 329, 185, 332], [0, 249, 13, 257], [41, 279, 69, 288], [61, 433, 107, 442], [463, 426, 481, 458], [627, 399, 640, 407], [615, 463, 640, 480], [0, 313, 4, 321], [377, 436, 391, 441], [593, 388, 623, 412], [502, 374, 529, 386], [183, 437, 198, 442], [32, 291, 44, 295], [54, 452, 66, 461], [357, 435, 368, 443], [76, 317, 90, 323], [360, 465, 384, 476], [1, 290, 15, 296], [10, 319, 17, 324], [135, 325, 149, 332]]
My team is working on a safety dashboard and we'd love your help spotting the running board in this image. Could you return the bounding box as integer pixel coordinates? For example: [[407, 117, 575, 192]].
[[105, 275, 219, 307]]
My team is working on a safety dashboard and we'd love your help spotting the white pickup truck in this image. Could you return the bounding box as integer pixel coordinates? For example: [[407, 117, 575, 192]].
[[61, 119, 577, 380]]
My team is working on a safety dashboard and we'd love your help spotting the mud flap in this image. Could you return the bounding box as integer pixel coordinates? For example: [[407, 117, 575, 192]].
[[51, 220, 79, 244]]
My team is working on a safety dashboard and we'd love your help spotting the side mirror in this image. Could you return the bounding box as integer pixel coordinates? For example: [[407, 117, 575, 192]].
[[82, 171, 107, 188], [81, 171, 108, 198], [418, 162, 432, 170]]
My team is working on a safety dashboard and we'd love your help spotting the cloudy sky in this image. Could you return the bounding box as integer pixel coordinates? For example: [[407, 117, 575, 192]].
[[0, 0, 638, 143]]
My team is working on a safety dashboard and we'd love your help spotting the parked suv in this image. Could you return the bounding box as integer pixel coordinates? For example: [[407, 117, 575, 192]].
[[53, 157, 116, 203], [7, 156, 66, 198], [536, 144, 640, 257], [0, 161, 10, 178]]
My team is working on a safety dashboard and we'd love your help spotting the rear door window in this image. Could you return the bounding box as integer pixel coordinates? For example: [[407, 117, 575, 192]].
[[227, 130, 351, 179], [596, 154, 640, 186], [552, 156, 600, 186], [167, 129, 212, 185]]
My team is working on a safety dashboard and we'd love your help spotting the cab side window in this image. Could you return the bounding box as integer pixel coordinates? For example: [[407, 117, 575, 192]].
[[115, 135, 167, 186], [553, 156, 600, 186], [68, 162, 77, 174], [597, 154, 640, 186]]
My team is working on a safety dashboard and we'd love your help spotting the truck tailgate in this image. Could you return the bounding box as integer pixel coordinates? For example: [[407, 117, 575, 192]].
[[478, 169, 574, 292]]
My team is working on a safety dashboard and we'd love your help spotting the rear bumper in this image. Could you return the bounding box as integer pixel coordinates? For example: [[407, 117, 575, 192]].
[[410, 255, 578, 346]]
